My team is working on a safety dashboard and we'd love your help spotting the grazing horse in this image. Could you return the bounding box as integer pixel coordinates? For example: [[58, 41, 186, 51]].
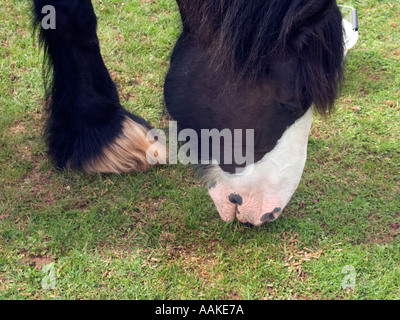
[[32, 0, 346, 226]]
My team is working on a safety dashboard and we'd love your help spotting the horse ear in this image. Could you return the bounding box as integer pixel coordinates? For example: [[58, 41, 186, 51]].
[[280, 0, 337, 48]]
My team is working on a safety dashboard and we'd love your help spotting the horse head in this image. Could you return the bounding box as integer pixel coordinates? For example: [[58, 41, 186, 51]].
[[165, 0, 346, 226]]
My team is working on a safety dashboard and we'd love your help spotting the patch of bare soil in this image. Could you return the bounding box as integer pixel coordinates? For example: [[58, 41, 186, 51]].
[[367, 224, 399, 244], [31, 256, 55, 270], [18, 250, 55, 270], [18, 157, 60, 209]]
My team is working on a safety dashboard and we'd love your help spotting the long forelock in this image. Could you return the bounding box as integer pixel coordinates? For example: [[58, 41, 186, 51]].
[[179, 0, 345, 114], [180, 0, 291, 80]]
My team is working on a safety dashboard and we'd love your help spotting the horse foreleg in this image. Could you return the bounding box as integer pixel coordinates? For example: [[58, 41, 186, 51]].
[[32, 0, 165, 173]]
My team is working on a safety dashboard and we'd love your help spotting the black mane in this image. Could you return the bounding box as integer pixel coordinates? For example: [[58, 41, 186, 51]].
[[177, 0, 344, 114]]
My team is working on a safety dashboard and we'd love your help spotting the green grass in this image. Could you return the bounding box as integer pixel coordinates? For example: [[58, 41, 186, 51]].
[[0, 0, 399, 300]]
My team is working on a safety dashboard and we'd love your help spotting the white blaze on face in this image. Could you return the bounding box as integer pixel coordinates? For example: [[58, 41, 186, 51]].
[[207, 107, 313, 226]]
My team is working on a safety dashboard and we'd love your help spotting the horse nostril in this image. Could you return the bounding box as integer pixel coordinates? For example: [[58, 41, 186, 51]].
[[261, 208, 282, 223], [261, 213, 276, 223], [228, 193, 243, 205]]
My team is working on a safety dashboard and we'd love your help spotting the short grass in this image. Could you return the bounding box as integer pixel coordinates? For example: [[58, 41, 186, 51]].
[[0, 0, 399, 300]]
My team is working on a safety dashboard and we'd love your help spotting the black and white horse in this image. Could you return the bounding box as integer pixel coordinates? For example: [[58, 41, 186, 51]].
[[32, 0, 352, 226]]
